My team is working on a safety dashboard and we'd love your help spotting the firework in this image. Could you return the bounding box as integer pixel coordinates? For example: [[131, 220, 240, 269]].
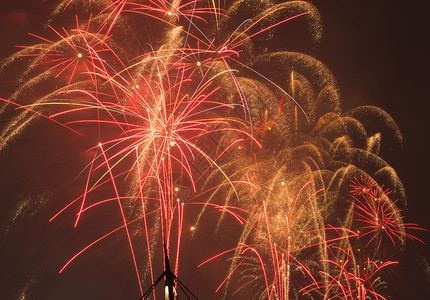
[[348, 177, 425, 252], [0, 1, 426, 299], [301, 245, 398, 299]]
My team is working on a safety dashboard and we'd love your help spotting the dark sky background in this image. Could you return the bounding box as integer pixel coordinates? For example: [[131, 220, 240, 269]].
[[0, 0, 429, 299]]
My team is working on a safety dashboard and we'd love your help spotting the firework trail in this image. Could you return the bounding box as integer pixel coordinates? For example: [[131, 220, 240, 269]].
[[0, 0, 426, 299]]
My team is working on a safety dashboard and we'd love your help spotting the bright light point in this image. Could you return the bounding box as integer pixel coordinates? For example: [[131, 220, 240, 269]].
[[174, 187, 179, 192], [170, 141, 175, 147], [281, 181, 285, 186], [190, 226, 195, 231], [98, 143, 102, 147], [157, 73, 161, 77], [77, 53, 83, 58], [167, 11, 172, 16], [196, 61, 201, 66], [135, 85, 140, 89]]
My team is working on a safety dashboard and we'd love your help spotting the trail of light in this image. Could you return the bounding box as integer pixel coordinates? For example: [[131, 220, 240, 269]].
[[230, 57, 310, 123], [99, 0, 127, 38], [230, 11, 311, 48], [262, 201, 279, 299], [198, 245, 257, 268], [99, 143, 143, 295], [174, 201, 185, 285], [74, 148, 98, 227], [215, 257, 247, 293], [240, 244, 270, 299], [0, 98, 85, 137], [59, 216, 142, 274], [135, 150, 156, 300]]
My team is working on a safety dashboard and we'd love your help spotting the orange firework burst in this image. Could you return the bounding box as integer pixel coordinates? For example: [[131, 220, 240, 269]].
[[0, 1, 426, 299]]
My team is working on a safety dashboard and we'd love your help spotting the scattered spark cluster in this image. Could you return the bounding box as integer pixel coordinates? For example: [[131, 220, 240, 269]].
[[0, 0, 426, 299]]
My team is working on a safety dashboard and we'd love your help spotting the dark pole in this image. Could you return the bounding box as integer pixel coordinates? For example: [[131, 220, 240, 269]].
[[163, 242, 175, 300], [140, 240, 198, 299]]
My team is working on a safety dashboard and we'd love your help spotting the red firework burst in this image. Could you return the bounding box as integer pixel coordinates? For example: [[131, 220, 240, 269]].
[[349, 177, 426, 252], [302, 246, 398, 300]]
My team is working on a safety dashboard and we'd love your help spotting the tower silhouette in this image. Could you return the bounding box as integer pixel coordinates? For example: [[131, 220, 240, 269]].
[[140, 241, 199, 300]]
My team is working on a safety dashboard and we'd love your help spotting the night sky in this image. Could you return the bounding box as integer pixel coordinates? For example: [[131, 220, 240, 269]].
[[1, 1, 429, 299]]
